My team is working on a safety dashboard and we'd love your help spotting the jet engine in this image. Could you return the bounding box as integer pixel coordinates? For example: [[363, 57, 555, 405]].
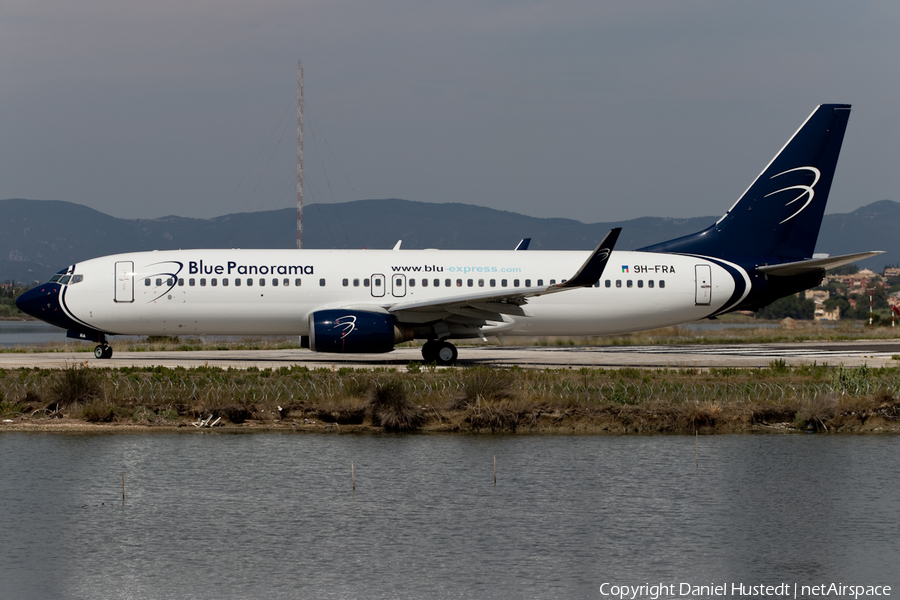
[[308, 309, 414, 353]]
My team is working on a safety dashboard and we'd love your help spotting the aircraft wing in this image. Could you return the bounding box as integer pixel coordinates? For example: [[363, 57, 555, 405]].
[[756, 251, 884, 276], [387, 228, 621, 320]]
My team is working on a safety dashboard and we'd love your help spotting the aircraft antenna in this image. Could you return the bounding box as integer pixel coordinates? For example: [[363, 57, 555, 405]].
[[297, 60, 304, 249]]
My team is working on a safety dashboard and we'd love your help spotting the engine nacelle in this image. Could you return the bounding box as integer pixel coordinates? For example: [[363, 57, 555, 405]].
[[308, 309, 413, 354]]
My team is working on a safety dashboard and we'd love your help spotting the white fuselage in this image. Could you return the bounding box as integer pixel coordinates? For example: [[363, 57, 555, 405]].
[[57, 248, 747, 338]]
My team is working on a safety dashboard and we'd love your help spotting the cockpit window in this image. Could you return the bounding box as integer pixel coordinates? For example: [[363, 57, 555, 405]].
[[58, 275, 71, 285], [70, 274, 84, 284], [49, 275, 62, 283]]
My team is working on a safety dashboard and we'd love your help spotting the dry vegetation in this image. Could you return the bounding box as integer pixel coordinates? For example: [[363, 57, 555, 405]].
[[2, 362, 900, 434]]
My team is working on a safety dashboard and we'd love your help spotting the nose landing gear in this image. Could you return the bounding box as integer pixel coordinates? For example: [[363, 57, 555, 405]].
[[93, 333, 113, 359], [94, 344, 113, 359]]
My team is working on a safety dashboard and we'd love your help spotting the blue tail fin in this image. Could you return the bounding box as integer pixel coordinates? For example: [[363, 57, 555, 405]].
[[640, 104, 851, 264]]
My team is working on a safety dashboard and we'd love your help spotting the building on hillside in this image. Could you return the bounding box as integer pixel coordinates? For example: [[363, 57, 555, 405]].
[[805, 289, 830, 303], [814, 305, 841, 321]]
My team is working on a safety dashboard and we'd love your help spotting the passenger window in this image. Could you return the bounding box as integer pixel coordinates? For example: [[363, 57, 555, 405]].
[[605, 280, 611, 288], [616, 280, 622, 288], [319, 278, 326, 286], [514, 279, 520, 287], [627, 280, 633, 288], [374, 278, 381, 287], [537, 279, 543, 286], [490, 279, 496, 287], [594, 281, 600, 287], [235, 278, 241, 287], [189, 278, 196, 286], [212, 279, 218, 286], [156, 278, 162, 287], [353, 278, 360, 287], [525, 279, 531, 287], [167, 278, 174, 286], [457, 279, 462, 287], [178, 278, 184, 286], [272, 279, 278, 286], [144, 278, 151, 286], [550, 279, 556, 285], [283, 279, 289, 287], [363, 279, 369, 287], [200, 279, 206, 287], [502, 279, 507, 287], [446, 279, 452, 287], [434, 279, 440, 287], [422, 279, 428, 287], [396, 278, 403, 287], [638, 280, 643, 288], [342, 279, 349, 287], [295, 279, 302, 286], [223, 278, 229, 286], [478, 279, 484, 287], [259, 278, 265, 286], [247, 278, 253, 286], [649, 280, 654, 288], [660, 280, 665, 288], [467, 279, 473, 287], [410, 279, 416, 287]]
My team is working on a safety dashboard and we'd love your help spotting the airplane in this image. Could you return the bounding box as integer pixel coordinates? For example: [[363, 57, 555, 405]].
[[16, 104, 882, 365]]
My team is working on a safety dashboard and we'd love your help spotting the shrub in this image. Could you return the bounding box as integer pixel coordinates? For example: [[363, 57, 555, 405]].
[[80, 400, 117, 423], [51, 364, 101, 407], [367, 379, 423, 432], [459, 367, 514, 404]]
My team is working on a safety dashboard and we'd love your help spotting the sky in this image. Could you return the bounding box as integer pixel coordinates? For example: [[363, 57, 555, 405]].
[[1, 0, 899, 224]]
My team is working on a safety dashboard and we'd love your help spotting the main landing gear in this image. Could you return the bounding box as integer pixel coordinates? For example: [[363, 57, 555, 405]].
[[421, 340, 458, 365], [94, 334, 113, 359]]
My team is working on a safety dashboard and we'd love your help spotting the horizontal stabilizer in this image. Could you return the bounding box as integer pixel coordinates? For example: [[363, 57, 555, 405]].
[[756, 251, 884, 276]]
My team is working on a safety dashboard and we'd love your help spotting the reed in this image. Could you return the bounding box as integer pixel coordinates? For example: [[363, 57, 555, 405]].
[[0, 363, 898, 433]]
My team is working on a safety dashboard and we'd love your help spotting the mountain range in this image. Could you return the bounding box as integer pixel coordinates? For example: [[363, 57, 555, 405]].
[[1, 197, 896, 284]]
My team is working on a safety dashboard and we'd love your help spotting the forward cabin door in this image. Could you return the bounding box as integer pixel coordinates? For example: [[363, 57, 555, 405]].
[[115, 261, 134, 303], [695, 264, 711, 305]]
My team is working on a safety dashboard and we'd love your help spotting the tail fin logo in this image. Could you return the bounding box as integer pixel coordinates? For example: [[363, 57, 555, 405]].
[[764, 166, 821, 225]]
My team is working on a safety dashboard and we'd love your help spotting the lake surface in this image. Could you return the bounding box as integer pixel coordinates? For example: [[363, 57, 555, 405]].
[[0, 433, 897, 599]]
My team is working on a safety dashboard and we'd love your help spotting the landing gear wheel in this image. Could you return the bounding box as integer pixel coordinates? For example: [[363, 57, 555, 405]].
[[435, 341, 458, 366], [421, 340, 440, 363], [94, 345, 113, 359]]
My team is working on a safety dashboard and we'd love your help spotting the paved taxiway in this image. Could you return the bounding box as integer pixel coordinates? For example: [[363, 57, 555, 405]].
[[2, 340, 900, 370]]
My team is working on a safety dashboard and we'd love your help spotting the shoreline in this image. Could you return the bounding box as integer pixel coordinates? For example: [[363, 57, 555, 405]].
[[2, 363, 899, 435]]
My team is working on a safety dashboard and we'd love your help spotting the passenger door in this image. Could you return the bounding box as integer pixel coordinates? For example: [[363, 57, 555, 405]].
[[695, 264, 711, 305], [115, 261, 134, 303]]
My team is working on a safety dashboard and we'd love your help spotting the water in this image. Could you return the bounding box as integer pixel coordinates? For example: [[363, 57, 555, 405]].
[[0, 433, 897, 599], [0, 320, 69, 346]]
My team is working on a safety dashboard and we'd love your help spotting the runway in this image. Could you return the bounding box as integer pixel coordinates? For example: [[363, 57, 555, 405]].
[[2, 340, 900, 370]]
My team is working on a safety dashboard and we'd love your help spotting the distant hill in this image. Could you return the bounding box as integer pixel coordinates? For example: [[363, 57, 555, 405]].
[[0, 197, 895, 283]]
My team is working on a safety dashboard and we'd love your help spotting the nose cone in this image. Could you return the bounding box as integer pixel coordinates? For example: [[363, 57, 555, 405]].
[[16, 283, 67, 326]]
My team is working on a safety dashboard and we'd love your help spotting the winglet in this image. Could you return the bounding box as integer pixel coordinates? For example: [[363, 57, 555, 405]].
[[555, 228, 621, 289], [515, 238, 531, 251]]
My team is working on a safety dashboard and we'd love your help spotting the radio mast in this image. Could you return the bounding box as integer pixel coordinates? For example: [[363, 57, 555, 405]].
[[296, 60, 303, 249]]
